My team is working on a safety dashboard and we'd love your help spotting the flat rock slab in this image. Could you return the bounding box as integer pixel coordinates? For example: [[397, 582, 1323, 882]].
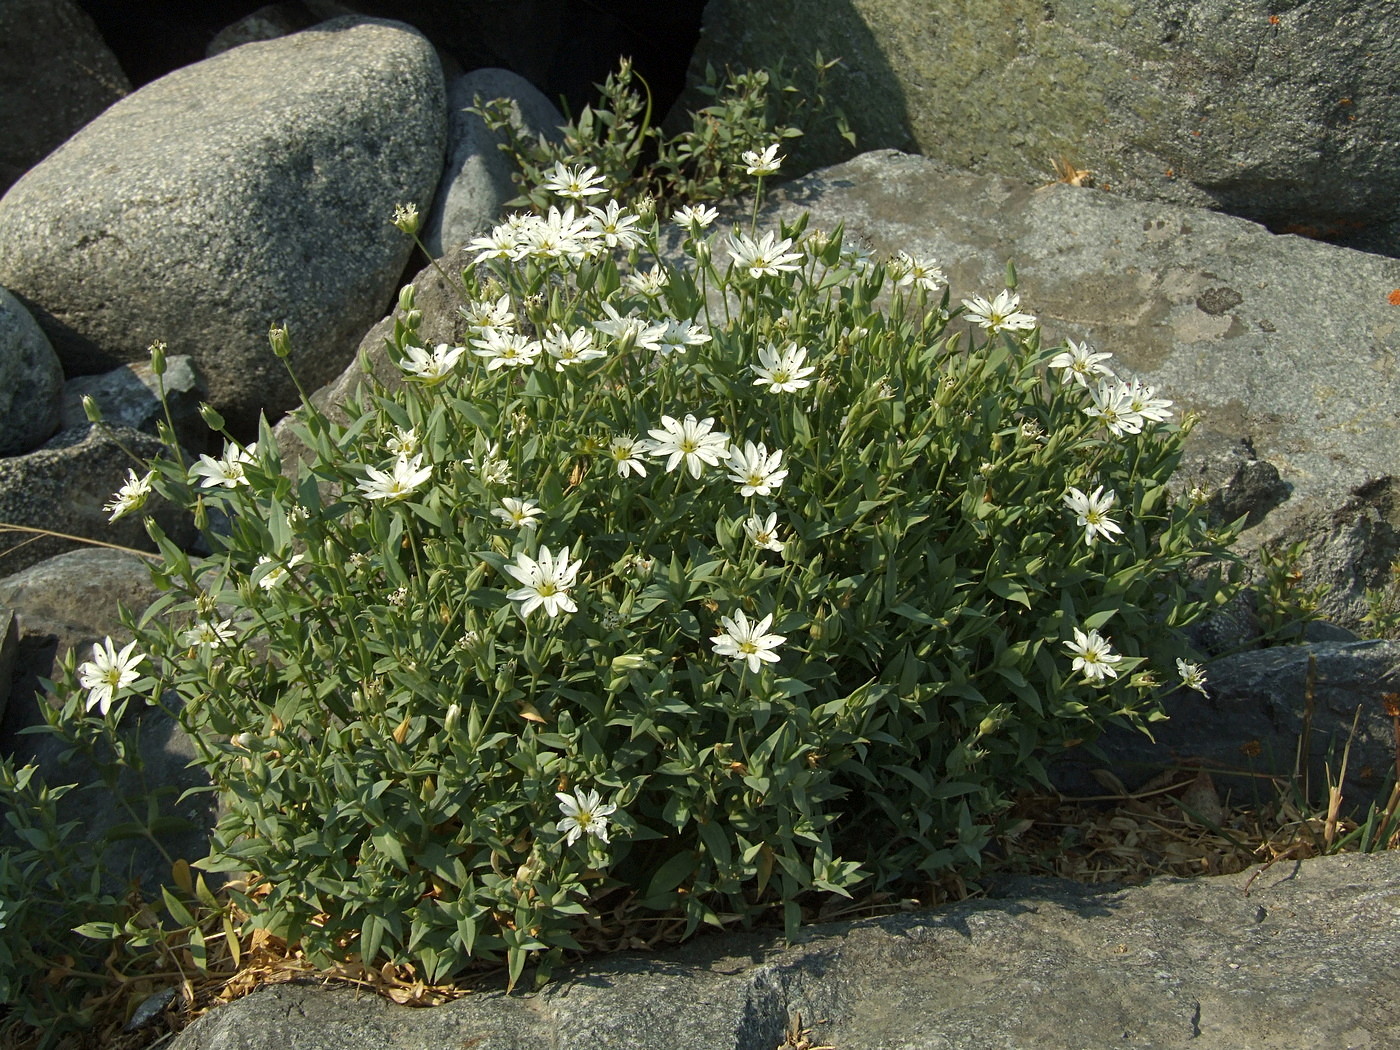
[[766, 150, 1400, 622], [171, 851, 1400, 1050]]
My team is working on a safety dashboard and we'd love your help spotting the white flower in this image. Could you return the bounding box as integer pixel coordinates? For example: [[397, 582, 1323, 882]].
[[741, 143, 783, 176], [399, 342, 466, 384], [518, 205, 600, 261], [459, 294, 515, 334], [492, 497, 544, 530], [503, 544, 582, 619], [606, 434, 648, 477], [1064, 627, 1123, 684], [466, 223, 520, 265], [356, 453, 432, 501], [256, 553, 306, 591], [587, 200, 646, 249], [727, 230, 804, 278], [471, 328, 541, 370], [385, 426, 419, 456], [543, 326, 606, 370], [726, 441, 789, 497], [841, 243, 877, 275], [182, 619, 236, 648], [744, 512, 784, 552], [1063, 485, 1124, 545], [1047, 339, 1115, 387], [104, 469, 154, 523], [624, 266, 670, 298], [593, 301, 668, 353], [77, 636, 146, 715], [751, 343, 816, 393], [1177, 658, 1209, 695], [189, 442, 257, 489], [556, 788, 617, 846], [471, 443, 513, 487], [891, 251, 946, 292], [1124, 377, 1174, 424], [711, 610, 785, 673], [646, 414, 729, 478], [672, 203, 718, 232], [1084, 379, 1145, 437], [542, 161, 608, 200], [961, 290, 1037, 334], [656, 317, 711, 356]]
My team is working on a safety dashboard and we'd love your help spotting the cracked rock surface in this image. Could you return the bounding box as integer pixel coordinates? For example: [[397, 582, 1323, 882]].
[[169, 851, 1400, 1050]]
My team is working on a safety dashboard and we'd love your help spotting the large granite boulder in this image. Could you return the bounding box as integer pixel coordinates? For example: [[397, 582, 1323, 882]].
[[0, 16, 447, 438], [0, 284, 63, 455], [0, 0, 129, 195], [686, 0, 1400, 254], [167, 851, 1400, 1050], [760, 149, 1400, 631]]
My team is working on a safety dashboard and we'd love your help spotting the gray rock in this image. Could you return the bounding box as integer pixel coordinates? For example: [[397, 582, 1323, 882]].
[[59, 354, 210, 454], [0, 16, 446, 438], [761, 149, 1400, 632], [168, 851, 1400, 1050], [0, 606, 15, 723], [0, 283, 63, 455], [424, 68, 565, 258], [1051, 640, 1400, 805], [686, 1, 1400, 251], [0, 423, 193, 577], [0, 0, 129, 195]]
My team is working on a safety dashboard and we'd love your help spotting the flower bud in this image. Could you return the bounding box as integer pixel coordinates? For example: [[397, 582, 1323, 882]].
[[443, 702, 461, 735], [82, 394, 104, 424], [392, 202, 420, 236], [148, 340, 167, 375], [268, 322, 291, 359], [398, 284, 417, 312], [198, 402, 225, 431]]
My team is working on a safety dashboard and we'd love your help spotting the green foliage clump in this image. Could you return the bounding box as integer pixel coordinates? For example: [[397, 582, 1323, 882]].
[[31, 180, 1234, 991]]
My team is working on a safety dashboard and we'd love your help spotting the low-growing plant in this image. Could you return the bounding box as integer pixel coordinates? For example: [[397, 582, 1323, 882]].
[[23, 139, 1242, 995], [1253, 539, 1329, 645], [474, 55, 851, 213]]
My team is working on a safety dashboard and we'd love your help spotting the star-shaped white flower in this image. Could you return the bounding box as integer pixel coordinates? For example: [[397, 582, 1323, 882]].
[[256, 553, 306, 591], [751, 343, 816, 393], [656, 318, 711, 356], [182, 619, 236, 648], [1177, 658, 1209, 695], [503, 544, 582, 618], [606, 434, 648, 477], [104, 469, 155, 522], [892, 251, 946, 292], [744, 512, 784, 552], [556, 788, 617, 846], [646, 414, 729, 478], [1047, 339, 1115, 387], [1064, 627, 1122, 684], [542, 161, 608, 200], [492, 497, 544, 530], [399, 343, 466, 384], [727, 230, 804, 279], [711, 610, 785, 673], [741, 143, 783, 176], [1063, 485, 1123, 545], [356, 453, 432, 501], [672, 203, 718, 232], [961, 290, 1037, 334], [471, 328, 541, 371], [1084, 379, 1146, 437], [726, 441, 789, 497], [543, 326, 606, 370], [587, 200, 646, 249], [189, 442, 257, 489], [593, 302, 667, 353], [77, 636, 146, 715]]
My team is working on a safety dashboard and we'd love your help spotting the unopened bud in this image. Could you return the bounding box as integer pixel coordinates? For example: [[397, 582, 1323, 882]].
[[268, 323, 291, 359], [82, 394, 104, 424], [198, 402, 225, 431], [148, 340, 167, 375], [398, 284, 417, 312], [443, 702, 461, 735]]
